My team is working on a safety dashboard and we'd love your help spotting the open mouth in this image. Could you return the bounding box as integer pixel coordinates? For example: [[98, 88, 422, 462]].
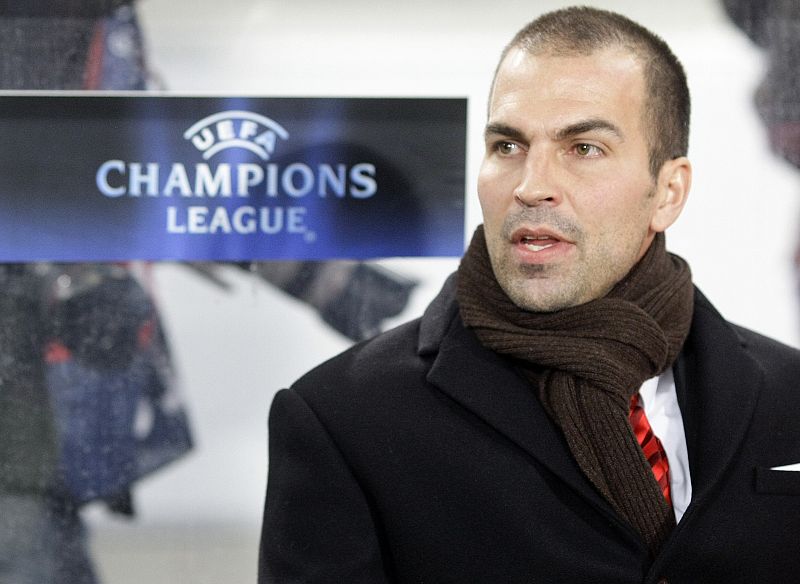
[[520, 234, 560, 252]]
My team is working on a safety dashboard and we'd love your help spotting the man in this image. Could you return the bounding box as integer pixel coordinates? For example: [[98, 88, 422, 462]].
[[260, 7, 800, 583]]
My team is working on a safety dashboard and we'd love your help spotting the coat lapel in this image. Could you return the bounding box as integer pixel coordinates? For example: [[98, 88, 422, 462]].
[[423, 306, 639, 542], [673, 289, 764, 508]]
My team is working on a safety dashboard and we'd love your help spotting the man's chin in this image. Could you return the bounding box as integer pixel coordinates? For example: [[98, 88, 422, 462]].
[[500, 282, 579, 314]]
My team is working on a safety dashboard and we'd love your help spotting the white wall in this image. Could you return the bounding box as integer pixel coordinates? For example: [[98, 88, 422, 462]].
[[88, 1, 800, 581]]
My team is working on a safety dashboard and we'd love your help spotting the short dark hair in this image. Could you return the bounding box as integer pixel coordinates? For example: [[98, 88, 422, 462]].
[[496, 6, 690, 178]]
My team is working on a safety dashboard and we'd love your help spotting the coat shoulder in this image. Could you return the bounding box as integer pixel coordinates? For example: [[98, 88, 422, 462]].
[[732, 323, 800, 377], [289, 273, 459, 409], [693, 288, 800, 381], [289, 317, 430, 405]]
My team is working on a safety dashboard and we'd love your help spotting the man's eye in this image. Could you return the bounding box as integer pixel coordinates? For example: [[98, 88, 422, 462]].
[[495, 141, 518, 155], [575, 143, 602, 157]]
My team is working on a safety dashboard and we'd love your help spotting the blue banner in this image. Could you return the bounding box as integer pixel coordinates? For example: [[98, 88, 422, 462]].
[[0, 94, 466, 261]]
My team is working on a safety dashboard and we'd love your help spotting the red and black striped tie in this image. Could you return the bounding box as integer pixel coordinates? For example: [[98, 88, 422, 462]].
[[629, 393, 672, 506]]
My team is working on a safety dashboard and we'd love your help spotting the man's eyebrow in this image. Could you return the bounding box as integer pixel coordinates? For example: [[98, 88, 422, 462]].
[[484, 123, 526, 142], [484, 119, 625, 143], [554, 119, 624, 141]]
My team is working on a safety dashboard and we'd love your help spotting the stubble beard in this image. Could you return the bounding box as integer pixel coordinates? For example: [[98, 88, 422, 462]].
[[491, 251, 590, 313], [486, 209, 587, 313]]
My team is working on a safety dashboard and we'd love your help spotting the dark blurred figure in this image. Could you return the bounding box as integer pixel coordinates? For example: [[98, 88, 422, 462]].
[[0, 4, 192, 583], [0, 263, 192, 584], [0, 1, 142, 90], [723, 0, 800, 169], [722, 0, 800, 297], [248, 260, 416, 342], [0, 264, 62, 583]]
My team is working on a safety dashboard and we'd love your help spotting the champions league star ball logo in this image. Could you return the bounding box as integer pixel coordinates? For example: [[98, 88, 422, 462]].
[[183, 111, 290, 161]]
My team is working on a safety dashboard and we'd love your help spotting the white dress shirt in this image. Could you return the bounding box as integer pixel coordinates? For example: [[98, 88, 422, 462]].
[[638, 371, 692, 522]]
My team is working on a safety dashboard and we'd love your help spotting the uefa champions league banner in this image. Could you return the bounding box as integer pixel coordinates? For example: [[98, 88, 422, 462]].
[[0, 94, 466, 261]]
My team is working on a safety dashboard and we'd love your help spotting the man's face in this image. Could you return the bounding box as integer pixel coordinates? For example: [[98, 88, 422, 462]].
[[478, 47, 672, 312]]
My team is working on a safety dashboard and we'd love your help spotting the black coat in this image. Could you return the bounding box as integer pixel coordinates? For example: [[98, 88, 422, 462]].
[[260, 277, 800, 583]]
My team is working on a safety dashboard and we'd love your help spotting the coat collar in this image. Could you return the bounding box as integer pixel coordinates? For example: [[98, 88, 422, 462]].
[[418, 277, 764, 550], [673, 289, 764, 509], [419, 274, 641, 545]]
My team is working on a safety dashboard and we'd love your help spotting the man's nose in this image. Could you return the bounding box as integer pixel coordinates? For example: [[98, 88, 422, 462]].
[[512, 153, 561, 207]]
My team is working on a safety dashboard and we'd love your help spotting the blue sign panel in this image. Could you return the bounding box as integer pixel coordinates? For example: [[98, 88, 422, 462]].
[[0, 94, 466, 261]]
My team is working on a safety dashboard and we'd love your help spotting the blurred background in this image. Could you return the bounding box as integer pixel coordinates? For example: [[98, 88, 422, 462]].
[[2, 1, 799, 582]]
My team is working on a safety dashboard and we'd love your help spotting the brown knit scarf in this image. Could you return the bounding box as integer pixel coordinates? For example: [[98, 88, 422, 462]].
[[457, 226, 693, 556]]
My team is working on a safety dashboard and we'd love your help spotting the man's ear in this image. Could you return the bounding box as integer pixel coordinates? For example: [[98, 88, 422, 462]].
[[650, 156, 691, 233]]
